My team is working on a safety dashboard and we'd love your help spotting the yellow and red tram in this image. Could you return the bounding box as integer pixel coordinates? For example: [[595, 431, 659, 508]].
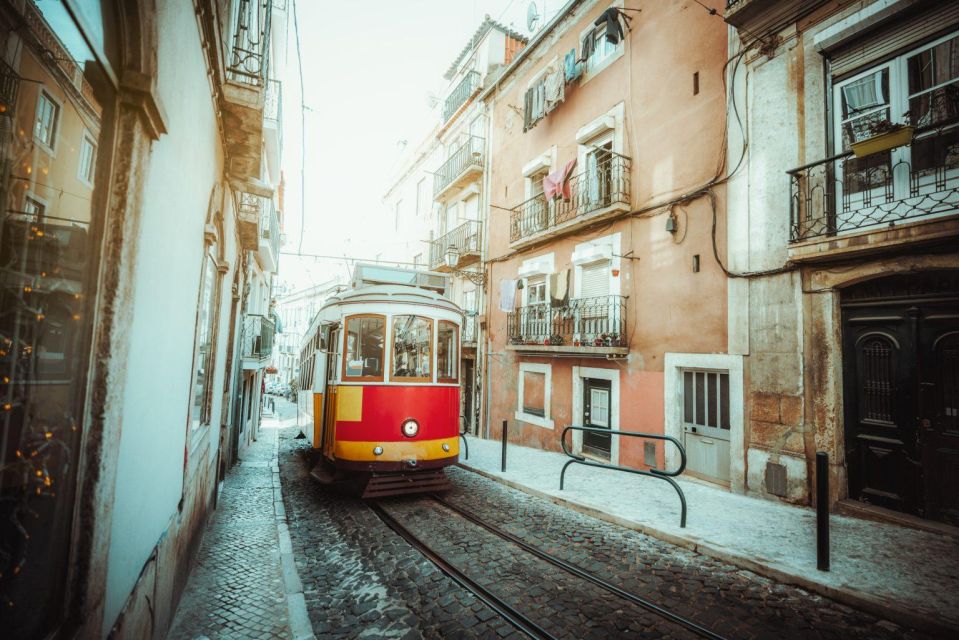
[[297, 283, 462, 496]]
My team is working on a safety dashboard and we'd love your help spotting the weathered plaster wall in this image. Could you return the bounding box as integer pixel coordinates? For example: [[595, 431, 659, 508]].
[[102, 0, 225, 630]]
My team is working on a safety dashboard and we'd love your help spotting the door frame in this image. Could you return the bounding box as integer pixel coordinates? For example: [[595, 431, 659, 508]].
[[664, 353, 745, 494], [572, 366, 620, 465]]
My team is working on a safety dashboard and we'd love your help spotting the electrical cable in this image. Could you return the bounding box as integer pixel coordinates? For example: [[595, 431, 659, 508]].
[[291, 0, 307, 255]]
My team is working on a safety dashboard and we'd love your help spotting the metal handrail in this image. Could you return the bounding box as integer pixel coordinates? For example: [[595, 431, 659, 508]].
[[560, 425, 688, 527], [429, 219, 483, 268], [434, 135, 485, 197]]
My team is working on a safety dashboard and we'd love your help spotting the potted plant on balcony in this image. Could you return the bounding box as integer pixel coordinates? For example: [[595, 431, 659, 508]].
[[548, 334, 564, 345], [851, 113, 914, 158]]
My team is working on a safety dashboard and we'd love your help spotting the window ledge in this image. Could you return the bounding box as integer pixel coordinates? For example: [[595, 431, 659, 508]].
[[581, 47, 624, 86], [515, 410, 554, 429]]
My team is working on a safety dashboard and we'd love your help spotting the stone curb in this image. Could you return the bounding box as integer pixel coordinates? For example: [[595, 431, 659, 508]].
[[272, 428, 316, 640], [458, 462, 956, 638]]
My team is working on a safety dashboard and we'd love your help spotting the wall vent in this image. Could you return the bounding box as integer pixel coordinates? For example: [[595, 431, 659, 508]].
[[765, 462, 787, 497]]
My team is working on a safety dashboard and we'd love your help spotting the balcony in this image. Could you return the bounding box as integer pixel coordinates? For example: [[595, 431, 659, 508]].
[[263, 78, 282, 180], [506, 295, 628, 356], [724, 0, 828, 35], [242, 314, 275, 366], [216, 0, 273, 186], [443, 70, 481, 123], [258, 198, 280, 272], [509, 153, 631, 248], [0, 58, 20, 113], [236, 191, 266, 251], [463, 315, 478, 346], [429, 220, 483, 271], [434, 136, 484, 200], [787, 127, 959, 262]]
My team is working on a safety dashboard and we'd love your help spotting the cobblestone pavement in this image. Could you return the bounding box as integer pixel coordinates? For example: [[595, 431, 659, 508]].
[[278, 426, 935, 639], [438, 468, 931, 640], [169, 429, 291, 640]]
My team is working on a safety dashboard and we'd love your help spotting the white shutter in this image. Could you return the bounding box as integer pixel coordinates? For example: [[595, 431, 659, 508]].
[[580, 261, 610, 299]]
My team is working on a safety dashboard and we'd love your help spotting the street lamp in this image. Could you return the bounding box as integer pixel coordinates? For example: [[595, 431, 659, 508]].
[[445, 244, 459, 269]]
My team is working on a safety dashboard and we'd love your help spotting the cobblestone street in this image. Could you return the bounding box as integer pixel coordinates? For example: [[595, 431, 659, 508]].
[[273, 424, 934, 640]]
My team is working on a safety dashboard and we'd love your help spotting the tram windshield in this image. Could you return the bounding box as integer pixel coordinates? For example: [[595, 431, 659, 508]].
[[344, 315, 384, 379], [392, 315, 432, 381], [437, 320, 458, 382]]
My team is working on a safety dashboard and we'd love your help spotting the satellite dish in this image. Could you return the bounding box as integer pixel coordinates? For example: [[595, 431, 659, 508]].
[[526, 2, 541, 33]]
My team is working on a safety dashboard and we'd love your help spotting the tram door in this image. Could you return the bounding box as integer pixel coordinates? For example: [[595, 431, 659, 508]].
[[321, 326, 340, 458], [311, 339, 327, 449]]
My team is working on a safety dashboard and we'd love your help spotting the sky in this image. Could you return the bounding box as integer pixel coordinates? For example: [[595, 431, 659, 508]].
[[277, 0, 560, 293]]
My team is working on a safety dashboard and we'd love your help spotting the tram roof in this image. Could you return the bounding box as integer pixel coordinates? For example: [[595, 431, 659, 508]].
[[319, 284, 462, 315]]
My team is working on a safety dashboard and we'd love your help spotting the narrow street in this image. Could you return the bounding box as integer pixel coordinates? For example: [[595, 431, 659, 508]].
[[166, 398, 930, 639]]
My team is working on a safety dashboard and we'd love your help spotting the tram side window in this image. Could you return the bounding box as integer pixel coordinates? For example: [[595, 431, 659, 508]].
[[437, 320, 459, 383], [392, 315, 433, 382], [344, 315, 385, 380]]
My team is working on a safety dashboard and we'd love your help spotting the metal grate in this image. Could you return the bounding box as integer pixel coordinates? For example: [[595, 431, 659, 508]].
[[765, 462, 787, 497], [861, 338, 893, 423]]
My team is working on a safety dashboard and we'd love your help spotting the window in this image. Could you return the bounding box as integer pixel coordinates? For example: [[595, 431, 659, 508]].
[[23, 196, 45, 217], [516, 362, 553, 428], [527, 274, 547, 304], [683, 370, 730, 433], [391, 315, 432, 381], [585, 139, 614, 208], [413, 253, 422, 268], [34, 91, 60, 149], [189, 255, 219, 429], [343, 315, 385, 380], [588, 24, 619, 71], [437, 320, 458, 382], [77, 134, 96, 184]]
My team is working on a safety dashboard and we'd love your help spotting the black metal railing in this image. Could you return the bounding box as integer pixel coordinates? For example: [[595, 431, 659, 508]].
[[443, 70, 480, 122], [434, 136, 485, 197], [560, 426, 688, 527], [429, 220, 483, 269], [227, 0, 272, 86], [0, 58, 19, 112], [509, 153, 631, 243], [506, 295, 627, 348], [788, 127, 959, 242], [243, 314, 275, 358]]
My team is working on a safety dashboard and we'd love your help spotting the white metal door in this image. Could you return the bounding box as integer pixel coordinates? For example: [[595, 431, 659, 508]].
[[681, 369, 731, 485]]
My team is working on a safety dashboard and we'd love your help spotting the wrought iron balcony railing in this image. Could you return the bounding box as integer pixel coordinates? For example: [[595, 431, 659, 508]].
[[0, 58, 19, 113], [228, 0, 272, 87], [788, 125, 959, 242], [510, 153, 631, 244], [506, 295, 628, 349], [429, 219, 483, 270], [243, 314, 275, 359], [260, 198, 279, 258], [433, 136, 484, 198], [463, 315, 478, 345], [443, 70, 480, 122]]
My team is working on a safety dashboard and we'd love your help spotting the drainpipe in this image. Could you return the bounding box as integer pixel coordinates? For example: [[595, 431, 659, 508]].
[[480, 100, 494, 440]]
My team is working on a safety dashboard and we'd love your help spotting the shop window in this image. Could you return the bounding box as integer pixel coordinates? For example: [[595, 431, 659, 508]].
[[343, 315, 385, 380], [437, 320, 458, 383], [391, 315, 432, 382]]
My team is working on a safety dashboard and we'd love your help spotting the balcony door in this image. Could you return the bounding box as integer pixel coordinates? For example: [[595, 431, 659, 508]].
[[522, 275, 549, 340], [832, 32, 959, 235], [576, 260, 610, 342], [585, 139, 613, 210]]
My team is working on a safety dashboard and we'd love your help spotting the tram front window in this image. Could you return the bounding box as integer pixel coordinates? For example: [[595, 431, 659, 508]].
[[344, 315, 384, 380], [437, 320, 459, 383], [392, 315, 432, 382]]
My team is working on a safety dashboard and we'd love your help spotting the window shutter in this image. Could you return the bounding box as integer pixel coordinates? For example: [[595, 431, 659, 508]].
[[580, 261, 610, 299], [828, 5, 959, 78], [523, 87, 533, 131]]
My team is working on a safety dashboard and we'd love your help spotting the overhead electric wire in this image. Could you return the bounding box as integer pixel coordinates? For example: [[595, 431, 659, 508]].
[[280, 250, 422, 267], [292, 0, 307, 255]]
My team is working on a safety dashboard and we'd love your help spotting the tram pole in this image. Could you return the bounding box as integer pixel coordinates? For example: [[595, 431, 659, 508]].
[[501, 420, 508, 472]]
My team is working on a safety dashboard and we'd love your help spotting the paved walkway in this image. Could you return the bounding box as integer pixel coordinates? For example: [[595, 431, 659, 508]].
[[168, 416, 313, 640], [458, 435, 959, 636]]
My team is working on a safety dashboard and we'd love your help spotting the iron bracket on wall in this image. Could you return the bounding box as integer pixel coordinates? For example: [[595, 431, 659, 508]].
[[560, 425, 688, 527]]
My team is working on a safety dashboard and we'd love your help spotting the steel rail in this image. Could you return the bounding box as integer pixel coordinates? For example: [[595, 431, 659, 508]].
[[431, 495, 729, 640], [367, 501, 557, 640]]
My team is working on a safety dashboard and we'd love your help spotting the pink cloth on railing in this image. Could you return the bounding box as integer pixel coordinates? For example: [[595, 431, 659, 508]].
[[543, 158, 578, 202]]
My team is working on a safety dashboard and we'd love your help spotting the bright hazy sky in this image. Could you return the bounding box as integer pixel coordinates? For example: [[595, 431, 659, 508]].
[[278, 0, 559, 292]]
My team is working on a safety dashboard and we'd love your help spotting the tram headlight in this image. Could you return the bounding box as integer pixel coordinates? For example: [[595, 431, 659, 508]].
[[373, 446, 383, 456], [442, 443, 450, 452], [401, 418, 419, 438]]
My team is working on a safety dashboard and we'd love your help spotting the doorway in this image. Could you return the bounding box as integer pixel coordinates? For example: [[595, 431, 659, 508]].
[[462, 358, 475, 435], [842, 271, 959, 524], [583, 378, 612, 459], [681, 369, 731, 485]]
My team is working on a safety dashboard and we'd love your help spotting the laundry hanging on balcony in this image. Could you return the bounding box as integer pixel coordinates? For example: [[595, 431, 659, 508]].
[[550, 269, 570, 308], [543, 157, 578, 202], [523, 80, 547, 132], [544, 67, 565, 112], [595, 8, 629, 45]]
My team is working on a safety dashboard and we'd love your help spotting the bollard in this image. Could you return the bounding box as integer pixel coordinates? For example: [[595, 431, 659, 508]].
[[816, 451, 830, 571], [501, 420, 508, 472]]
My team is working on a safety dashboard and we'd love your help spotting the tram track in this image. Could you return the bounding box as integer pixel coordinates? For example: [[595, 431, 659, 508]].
[[369, 495, 730, 640]]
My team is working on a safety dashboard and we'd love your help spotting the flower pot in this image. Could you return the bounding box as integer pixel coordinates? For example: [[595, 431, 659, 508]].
[[851, 126, 915, 158]]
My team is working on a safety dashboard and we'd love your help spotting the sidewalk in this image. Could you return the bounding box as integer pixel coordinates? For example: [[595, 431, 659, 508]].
[[168, 416, 313, 640], [459, 436, 959, 636]]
